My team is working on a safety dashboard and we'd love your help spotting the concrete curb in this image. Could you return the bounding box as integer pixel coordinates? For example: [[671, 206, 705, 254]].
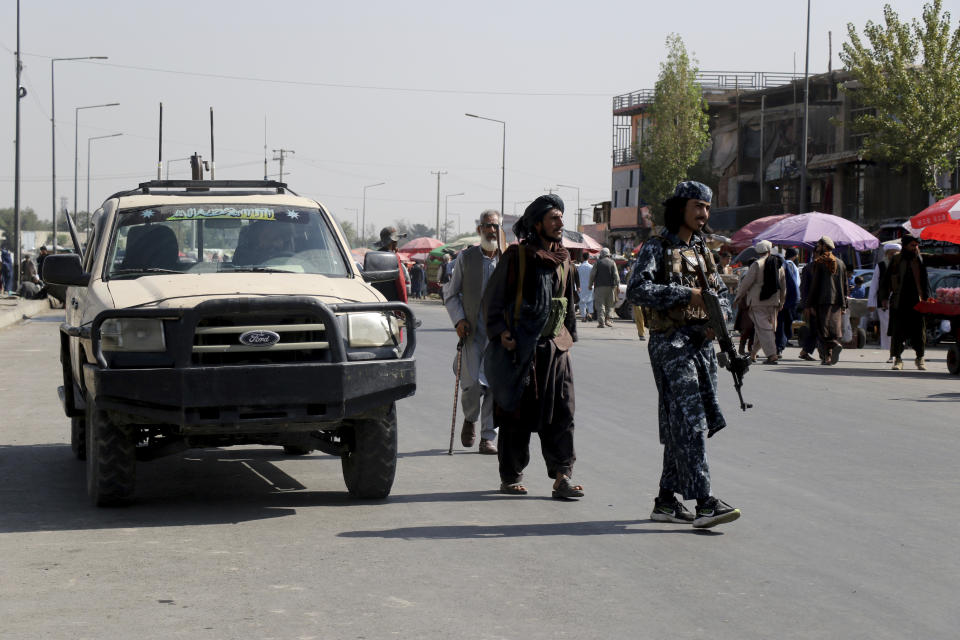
[[0, 298, 58, 332]]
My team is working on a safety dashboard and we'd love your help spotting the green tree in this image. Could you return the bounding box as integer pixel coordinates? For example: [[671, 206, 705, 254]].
[[0, 207, 43, 244], [840, 0, 960, 197], [638, 34, 711, 221]]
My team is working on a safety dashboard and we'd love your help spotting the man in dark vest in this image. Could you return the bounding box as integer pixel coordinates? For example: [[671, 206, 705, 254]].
[[590, 247, 620, 327], [443, 210, 502, 454]]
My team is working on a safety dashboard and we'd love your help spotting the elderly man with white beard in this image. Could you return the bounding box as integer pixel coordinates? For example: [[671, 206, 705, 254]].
[[443, 210, 503, 454]]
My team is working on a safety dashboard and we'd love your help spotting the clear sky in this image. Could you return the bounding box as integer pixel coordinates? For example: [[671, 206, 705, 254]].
[[1, 0, 953, 237]]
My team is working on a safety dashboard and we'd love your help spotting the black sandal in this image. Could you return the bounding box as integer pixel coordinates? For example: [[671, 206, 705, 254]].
[[499, 482, 528, 495], [551, 477, 584, 500]]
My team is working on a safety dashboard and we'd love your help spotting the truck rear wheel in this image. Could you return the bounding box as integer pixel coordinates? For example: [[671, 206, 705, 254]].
[[71, 416, 86, 460], [341, 403, 397, 499], [86, 397, 137, 507]]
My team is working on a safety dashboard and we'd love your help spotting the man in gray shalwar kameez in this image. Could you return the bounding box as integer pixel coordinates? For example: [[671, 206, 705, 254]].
[[443, 210, 502, 454]]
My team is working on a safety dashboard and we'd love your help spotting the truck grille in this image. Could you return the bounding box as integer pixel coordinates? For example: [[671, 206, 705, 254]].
[[192, 315, 330, 366]]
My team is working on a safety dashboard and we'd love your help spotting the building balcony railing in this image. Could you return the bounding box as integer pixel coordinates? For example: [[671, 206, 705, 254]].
[[613, 71, 802, 112]]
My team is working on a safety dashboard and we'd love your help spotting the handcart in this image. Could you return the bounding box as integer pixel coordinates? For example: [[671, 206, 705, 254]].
[[914, 300, 960, 375]]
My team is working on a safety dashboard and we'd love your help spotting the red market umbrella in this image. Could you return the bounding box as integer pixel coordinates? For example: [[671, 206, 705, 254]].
[[398, 236, 443, 255], [909, 193, 960, 230], [729, 214, 793, 251], [919, 219, 960, 245]]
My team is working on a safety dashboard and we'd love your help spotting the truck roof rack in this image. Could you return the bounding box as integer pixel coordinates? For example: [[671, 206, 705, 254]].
[[103, 180, 302, 204], [135, 180, 294, 194]]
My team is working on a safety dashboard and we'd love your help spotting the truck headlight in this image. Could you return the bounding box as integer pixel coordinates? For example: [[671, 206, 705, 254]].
[[347, 312, 398, 348], [100, 318, 166, 352]]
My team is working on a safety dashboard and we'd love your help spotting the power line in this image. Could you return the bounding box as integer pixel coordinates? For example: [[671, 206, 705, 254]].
[[4, 45, 613, 98]]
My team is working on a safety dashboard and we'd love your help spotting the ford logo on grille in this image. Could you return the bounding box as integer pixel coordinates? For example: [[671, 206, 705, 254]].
[[238, 330, 281, 347]]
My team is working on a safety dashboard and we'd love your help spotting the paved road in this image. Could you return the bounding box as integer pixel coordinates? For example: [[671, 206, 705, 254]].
[[1, 303, 957, 639]]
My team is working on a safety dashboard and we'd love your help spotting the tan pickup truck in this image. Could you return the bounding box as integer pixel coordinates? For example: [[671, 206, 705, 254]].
[[44, 180, 416, 506]]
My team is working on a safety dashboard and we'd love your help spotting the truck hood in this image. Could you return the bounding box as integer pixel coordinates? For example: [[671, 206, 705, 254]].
[[105, 273, 381, 310]]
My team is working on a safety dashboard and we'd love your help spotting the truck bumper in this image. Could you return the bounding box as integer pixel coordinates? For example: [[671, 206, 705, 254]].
[[84, 359, 415, 431]]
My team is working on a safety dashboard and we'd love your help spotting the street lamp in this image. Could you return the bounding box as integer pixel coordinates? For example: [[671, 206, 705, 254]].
[[362, 182, 385, 248], [51, 55, 107, 253], [75, 102, 119, 223], [444, 192, 464, 242], [87, 133, 122, 232], [465, 113, 505, 217], [556, 184, 581, 230]]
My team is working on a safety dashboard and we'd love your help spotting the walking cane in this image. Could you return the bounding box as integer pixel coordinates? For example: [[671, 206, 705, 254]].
[[448, 339, 464, 455]]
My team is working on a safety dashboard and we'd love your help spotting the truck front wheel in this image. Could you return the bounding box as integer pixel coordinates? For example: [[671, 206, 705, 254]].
[[341, 403, 397, 499], [86, 397, 137, 507]]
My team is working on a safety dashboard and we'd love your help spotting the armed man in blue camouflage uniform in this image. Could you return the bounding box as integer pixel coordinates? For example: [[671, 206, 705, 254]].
[[627, 181, 741, 529]]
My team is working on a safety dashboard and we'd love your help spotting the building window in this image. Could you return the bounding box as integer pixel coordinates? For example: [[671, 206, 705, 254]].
[[625, 189, 630, 207], [614, 190, 618, 208], [629, 170, 634, 187]]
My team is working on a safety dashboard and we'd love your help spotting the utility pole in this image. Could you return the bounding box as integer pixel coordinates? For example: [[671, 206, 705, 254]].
[[431, 170, 447, 238], [273, 148, 294, 183], [13, 0, 24, 287], [799, 0, 811, 214]]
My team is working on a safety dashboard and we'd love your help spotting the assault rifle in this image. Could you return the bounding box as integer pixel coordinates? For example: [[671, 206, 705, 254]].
[[689, 248, 752, 412]]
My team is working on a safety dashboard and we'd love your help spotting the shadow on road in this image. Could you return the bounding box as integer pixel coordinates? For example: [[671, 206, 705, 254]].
[[773, 364, 955, 379], [0, 444, 370, 533], [338, 519, 722, 539]]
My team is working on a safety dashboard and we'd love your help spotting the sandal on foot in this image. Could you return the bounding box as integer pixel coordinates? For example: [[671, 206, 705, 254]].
[[551, 477, 584, 499], [499, 482, 527, 495]]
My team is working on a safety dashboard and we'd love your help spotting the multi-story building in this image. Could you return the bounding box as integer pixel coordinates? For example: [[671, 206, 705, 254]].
[[612, 70, 936, 242]]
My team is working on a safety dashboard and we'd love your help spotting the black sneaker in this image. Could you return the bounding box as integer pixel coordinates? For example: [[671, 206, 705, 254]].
[[650, 497, 695, 523], [692, 497, 741, 528]]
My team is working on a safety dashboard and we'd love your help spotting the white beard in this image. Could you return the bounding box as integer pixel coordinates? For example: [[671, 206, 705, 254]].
[[480, 236, 498, 252]]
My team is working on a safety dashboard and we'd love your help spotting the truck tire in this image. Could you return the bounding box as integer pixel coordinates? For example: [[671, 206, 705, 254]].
[[86, 397, 136, 507], [947, 344, 960, 376], [341, 403, 397, 499], [71, 416, 86, 460]]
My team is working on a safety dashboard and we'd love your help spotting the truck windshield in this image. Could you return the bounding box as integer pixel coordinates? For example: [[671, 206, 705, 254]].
[[107, 205, 350, 278]]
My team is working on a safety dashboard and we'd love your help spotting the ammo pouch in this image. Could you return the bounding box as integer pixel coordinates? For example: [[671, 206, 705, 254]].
[[540, 296, 568, 339]]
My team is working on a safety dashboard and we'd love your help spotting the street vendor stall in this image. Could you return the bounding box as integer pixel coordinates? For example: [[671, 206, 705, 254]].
[[915, 297, 960, 375]]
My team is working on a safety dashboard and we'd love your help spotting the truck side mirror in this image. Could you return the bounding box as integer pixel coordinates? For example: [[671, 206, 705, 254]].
[[362, 250, 400, 283], [42, 253, 90, 287]]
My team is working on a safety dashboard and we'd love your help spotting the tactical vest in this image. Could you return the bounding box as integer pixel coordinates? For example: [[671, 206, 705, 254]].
[[645, 235, 718, 334]]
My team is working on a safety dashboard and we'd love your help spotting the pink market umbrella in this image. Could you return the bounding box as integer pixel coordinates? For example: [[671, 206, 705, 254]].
[[398, 236, 443, 255], [753, 212, 879, 251], [909, 193, 960, 230], [729, 214, 793, 251]]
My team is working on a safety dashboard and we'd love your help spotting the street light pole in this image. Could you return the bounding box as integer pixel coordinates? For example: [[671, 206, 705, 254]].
[[557, 184, 581, 230], [362, 182, 385, 248], [74, 102, 119, 224], [444, 192, 464, 242], [51, 56, 107, 254], [87, 133, 122, 232], [465, 113, 505, 217]]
